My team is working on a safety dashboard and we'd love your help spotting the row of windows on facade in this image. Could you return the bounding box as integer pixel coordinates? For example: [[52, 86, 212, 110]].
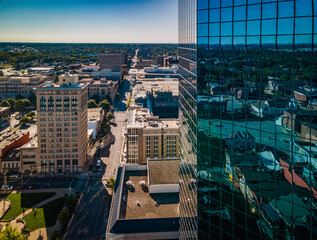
[[39, 112, 78, 116], [40, 149, 78, 153], [40, 128, 79, 132], [40, 154, 79, 159], [40, 143, 78, 148], [40, 137, 78, 141], [3, 163, 19, 168], [40, 117, 78, 122], [38, 91, 79, 95], [40, 122, 78, 127], [40, 96, 78, 101]]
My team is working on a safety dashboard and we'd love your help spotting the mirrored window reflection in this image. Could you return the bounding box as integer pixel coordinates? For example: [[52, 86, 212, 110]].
[[234, 21, 246, 36], [295, 0, 312, 17], [247, 4, 261, 20], [248, 0, 261, 4], [295, 17, 313, 34], [198, 10, 208, 23], [221, 22, 233, 36], [262, 19, 276, 35], [295, 34, 312, 46], [233, 36, 246, 47], [234, 6, 246, 21], [247, 21, 260, 35], [278, 18, 294, 35], [209, 0, 220, 9], [221, 0, 233, 7], [209, 23, 220, 36], [277, 35, 293, 49], [198, 0, 208, 10], [262, 3, 277, 19], [198, 23, 208, 36], [234, 0, 246, 6], [221, 7, 233, 22], [278, 1, 294, 18], [209, 8, 220, 23]]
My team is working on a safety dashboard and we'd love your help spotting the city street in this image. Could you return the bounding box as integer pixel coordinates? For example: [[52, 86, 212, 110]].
[[65, 78, 130, 240]]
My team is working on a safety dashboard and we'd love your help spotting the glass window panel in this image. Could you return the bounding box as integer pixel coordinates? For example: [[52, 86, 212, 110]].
[[209, 0, 220, 8], [221, 0, 233, 7], [234, 21, 246, 35], [221, 37, 232, 47], [314, 17, 317, 34], [234, 0, 246, 5], [295, 0, 312, 17], [262, 36, 276, 48], [262, 19, 277, 35], [209, 37, 220, 49], [295, 34, 312, 46], [198, 0, 208, 10], [262, 3, 277, 19], [221, 22, 233, 36], [247, 36, 260, 47], [209, 23, 220, 36], [248, 0, 261, 4], [221, 7, 233, 21], [277, 35, 293, 49], [278, 18, 294, 35], [295, 17, 313, 34], [247, 4, 261, 20], [315, 0, 317, 15], [198, 10, 208, 23], [209, 8, 220, 22], [234, 6, 246, 21], [247, 20, 260, 35], [198, 37, 209, 49], [278, 1, 294, 18], [233, 37, 246, 48], [198, 23, 208, 36]]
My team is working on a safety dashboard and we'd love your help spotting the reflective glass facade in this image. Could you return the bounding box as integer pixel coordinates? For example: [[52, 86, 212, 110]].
[[179, 0, 317, 239]]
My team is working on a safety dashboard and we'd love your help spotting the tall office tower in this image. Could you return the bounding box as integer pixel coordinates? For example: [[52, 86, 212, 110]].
[[99, 52, 123, 71], [179, 0, 317, 239], [35, 74, 89, 174]]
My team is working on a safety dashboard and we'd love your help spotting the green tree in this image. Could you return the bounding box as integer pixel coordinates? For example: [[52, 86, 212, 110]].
[[64, 195, 78, 214], [0, 223, 29, 240], [15, 94, 24, 100], [20, 117, 30, 124], [106, 112, 114, 120], [88, 99, 98, 108], [106, 177, 116, 195], [7, 98, 16, 111], [91, 94, 101, 104], [28, 92, 36, 104], [105, 95, 112, 103], [25, 111, 36, 119], [49, 229, 61, 240], [0, 100, 10, 108], [99, 99, 110, 111], [57, 210, 70, 230]]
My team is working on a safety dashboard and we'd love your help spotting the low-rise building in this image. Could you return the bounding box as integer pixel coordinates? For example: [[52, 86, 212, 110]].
[[126, 108, 179, 165], [0, 74, 54, 100], [88, 108, 104, 140], [80, 78, 118, 101], [136, 59, 157, 69], [20, 139, 38, 173], [0, 107, 10, 122], [106, 163, 179, 239]]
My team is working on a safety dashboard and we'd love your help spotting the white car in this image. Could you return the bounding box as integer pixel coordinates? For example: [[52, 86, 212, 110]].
[[96, 159, 101, 168]]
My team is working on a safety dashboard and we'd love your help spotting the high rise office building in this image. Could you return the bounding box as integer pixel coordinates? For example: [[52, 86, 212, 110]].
[[36, 74, 89, 173], [179, 0, 316, 239]]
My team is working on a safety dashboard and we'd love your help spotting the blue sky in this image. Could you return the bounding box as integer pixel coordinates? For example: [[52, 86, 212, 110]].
[[0, 0, 178, 43]]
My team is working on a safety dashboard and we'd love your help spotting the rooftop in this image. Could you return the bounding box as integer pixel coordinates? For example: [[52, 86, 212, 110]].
[[148, 159, 179, 185], [120, 170, 179, 220]]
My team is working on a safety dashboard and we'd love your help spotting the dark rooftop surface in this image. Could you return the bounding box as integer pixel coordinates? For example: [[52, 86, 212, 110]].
[[120, 170, 179, 219], [148, 159, 179, 185]]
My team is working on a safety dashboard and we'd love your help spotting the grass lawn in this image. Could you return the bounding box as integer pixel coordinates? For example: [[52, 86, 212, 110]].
[[0, 192, 56, 220], [23, 197, 65, 232]]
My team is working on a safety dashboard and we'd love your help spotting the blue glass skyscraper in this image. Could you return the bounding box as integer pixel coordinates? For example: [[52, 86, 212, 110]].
[[179, 0, 317, 239]]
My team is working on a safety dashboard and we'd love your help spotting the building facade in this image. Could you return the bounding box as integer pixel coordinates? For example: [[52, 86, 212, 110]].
[[35, 74, 88, 173], [99, 52, 123, 72], [126, 109, 179, 165], [179, 0, 317, 239]]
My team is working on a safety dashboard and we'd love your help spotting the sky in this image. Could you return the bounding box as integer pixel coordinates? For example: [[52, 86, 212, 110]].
[[0, 0, 178, 43]]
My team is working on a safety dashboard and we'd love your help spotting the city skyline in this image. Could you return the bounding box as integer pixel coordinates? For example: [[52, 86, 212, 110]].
[[0, 0, 178, 43]]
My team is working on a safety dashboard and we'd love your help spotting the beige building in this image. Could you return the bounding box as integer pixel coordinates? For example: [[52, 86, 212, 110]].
[[126, 108, 179, 165], [35, 73, 89, 173], [20, 140, 38, 173], [0, 74, 53, 100], [99, 52, 123, 72], [80, 78, 118, 101]]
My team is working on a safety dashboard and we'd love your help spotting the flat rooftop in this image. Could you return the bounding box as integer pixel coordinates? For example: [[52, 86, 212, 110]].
[[120, 170, 179, 220], [148, 160, 179, 185]]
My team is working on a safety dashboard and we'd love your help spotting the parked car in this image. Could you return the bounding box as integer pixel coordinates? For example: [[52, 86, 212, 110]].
[[96, 159, 101, 168]]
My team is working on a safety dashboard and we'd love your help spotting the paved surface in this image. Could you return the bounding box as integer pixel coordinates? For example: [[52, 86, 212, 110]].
[[65, 79, 130, 240], [0, 199, 10, 218]]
